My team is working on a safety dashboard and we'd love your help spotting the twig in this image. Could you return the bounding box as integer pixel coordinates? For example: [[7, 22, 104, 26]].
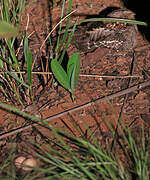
[[79, 74, 142, 79], [0, 71, 142, 79], [0, 80, 150, 140]]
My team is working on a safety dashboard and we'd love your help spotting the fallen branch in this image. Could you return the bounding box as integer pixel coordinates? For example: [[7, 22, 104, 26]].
[[0, 80, 150, 140]]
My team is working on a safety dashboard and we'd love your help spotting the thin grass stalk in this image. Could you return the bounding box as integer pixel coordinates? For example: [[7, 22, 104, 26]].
[[1, 0, 9, 22], [36, 144, 84, 178], [118, 123, 150, 179], [0, 0, 30, 104], [0, 68, 25, 105], [58, 0, 73, 54], [59, 23, 76, 64], [55, 0, 74, 63], [6, 40, 23, 79], [55, 0, 66, 59]]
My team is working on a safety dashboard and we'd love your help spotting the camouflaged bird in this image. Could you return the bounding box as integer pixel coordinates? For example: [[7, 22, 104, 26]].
[[71, 8, 138, 54]]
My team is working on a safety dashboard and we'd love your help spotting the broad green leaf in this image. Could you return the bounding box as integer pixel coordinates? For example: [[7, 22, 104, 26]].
[[24, 36, 32, 86], [70, 64, 77, 91], [0, 21, 18, 38], [67, 53, 79, 80], [51, 59, 71, 91], [67, 53, 80, 90]]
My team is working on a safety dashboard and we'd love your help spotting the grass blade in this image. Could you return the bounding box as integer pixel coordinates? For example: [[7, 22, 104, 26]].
[[0, 67, 29, 88], [24, 36, 32, 86], [77, 18, 148, 26]]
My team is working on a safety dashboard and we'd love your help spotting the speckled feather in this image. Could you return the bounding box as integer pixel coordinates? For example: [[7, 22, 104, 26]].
[[71, 8, 138, 53]]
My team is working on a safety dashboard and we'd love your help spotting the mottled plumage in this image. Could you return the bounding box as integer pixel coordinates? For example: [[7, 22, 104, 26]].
[[71, 8, 138, 54]]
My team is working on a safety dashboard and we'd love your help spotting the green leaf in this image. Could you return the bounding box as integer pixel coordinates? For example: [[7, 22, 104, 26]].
[[26, 48, 32, 86], [24, 36, 32, 86], [67, 53, 80, 90], [51, 59, 71, 91], [77, 18, 147, 26], [67, 53, 79, 80], [0, 21, 18, 38]]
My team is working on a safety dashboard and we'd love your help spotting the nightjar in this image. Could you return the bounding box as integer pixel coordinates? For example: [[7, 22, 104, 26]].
[[71, 8, 138, 54]]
